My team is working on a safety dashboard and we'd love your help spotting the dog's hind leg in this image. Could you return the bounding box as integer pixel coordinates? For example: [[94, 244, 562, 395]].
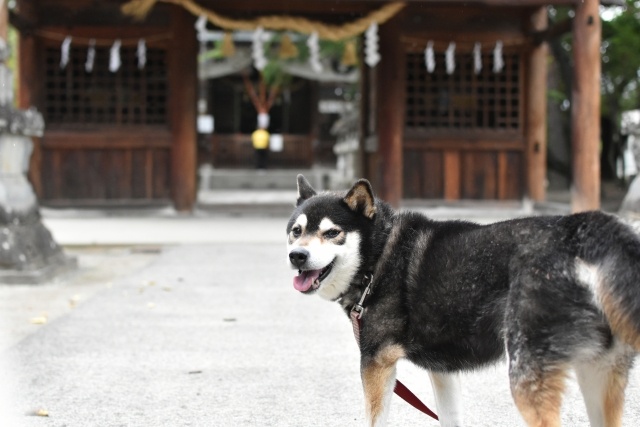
[[361, 344, 405, 427], [575, 350, 634, 427], [509, 363, 568, 427], [429, 371, 463, 427]]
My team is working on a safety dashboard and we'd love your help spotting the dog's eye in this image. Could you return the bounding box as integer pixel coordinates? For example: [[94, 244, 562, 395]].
[[323, 229, 341, 239], [292, 226, 302, 238]]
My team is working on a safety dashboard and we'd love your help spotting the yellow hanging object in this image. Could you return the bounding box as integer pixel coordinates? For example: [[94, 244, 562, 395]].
[[279, 34, 299, 60], [221, 32, 236, 57], [341, 40, 358, 67]]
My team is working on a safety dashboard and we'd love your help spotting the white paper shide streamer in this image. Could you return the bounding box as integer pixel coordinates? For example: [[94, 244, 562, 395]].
[[257, 112, 270, 129], [473, 42, 482, 75], [85, 39, 96, 73], [364, 22, 381, 67], [109, 39, 122, 72], [425, 41, 435, 73], [307, 31, 322, 73], [60, 36, 72, 69], [251, 26, 267, 71], [195, 15, 207, 35], [493, 40, 504, 73], [137, 39, 147, 70], [445, 42, 456, 75]]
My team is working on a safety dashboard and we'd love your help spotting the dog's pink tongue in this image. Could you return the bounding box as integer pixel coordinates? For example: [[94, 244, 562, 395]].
[[293, 269, 322, 292]]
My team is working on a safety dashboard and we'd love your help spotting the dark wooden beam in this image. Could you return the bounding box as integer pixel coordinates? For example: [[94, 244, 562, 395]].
[[8, 10, 36, 34], [376, 11, 405, 208], [210, 0, 620, 7], [24, 0, 168, 27], [203, 0, 376, 16], [168, 5, 197, 211], [12, 0, 38, 31], [571, 0, 600, 212], [526, 7, 548, 201]]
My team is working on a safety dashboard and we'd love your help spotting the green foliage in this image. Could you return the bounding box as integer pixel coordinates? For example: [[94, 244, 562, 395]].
[[546, 3, 640, 179], [8, 26, 18, 107], [601, 0, 640, 112], [261, 60, 291, 88], [294, 37, 357, 63], [199, 33, 358, 93], [199, 40, 224, 61], [548, 88, 567, 104], [549, 2, 640, 114]]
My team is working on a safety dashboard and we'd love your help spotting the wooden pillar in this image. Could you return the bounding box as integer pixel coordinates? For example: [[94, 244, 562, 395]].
[[14, 1, 43, 196], [526, 7, 548, 202], [0, 0, 7, 40], [309, 81, 319, 169], [17, 30, 39, 110], [571, 0, 601, 212], [376, 13, 405, 208], [357, 46, 369, 180], [169, 6, 198, 211]]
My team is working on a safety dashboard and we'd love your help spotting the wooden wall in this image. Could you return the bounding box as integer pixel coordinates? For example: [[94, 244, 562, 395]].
[[39, 131, 171, 204]]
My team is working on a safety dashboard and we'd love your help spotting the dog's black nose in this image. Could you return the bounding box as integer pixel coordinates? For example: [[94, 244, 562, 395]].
[[289, 248, 309, 268]]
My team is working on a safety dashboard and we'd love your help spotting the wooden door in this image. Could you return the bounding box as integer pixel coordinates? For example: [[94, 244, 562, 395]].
[[35, 41, 172, 205], [402, 45, 525, 200]]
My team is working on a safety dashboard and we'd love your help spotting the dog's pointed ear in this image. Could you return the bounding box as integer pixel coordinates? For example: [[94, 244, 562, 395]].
[[296, 174, 317, 206], [344, 179, 376, 219]]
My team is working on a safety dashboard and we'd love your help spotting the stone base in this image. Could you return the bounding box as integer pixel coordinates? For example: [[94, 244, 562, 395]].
[[0, 206, 77, 284], [620, 175, 640, 217], [0, 254, 77, 284]]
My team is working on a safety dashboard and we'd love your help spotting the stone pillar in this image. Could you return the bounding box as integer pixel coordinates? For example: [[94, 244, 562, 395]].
[[0, 40, 75, 283]]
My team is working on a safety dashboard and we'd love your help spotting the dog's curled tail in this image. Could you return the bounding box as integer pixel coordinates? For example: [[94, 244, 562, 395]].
[[582, 217, 640, 351]]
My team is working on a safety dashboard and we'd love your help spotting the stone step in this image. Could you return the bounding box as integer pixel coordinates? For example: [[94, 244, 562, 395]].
[[198, 166, 336, 191]]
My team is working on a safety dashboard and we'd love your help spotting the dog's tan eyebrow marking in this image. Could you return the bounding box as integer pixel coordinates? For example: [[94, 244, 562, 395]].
[[319, 218, 338, 232]]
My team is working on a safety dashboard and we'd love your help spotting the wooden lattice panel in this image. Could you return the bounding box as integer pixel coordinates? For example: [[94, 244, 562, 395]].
[[44, 46, 168, 126], [405, 51, 521, 131]]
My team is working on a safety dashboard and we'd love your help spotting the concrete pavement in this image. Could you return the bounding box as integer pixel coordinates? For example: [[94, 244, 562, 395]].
[[1, 209, 640, 426]]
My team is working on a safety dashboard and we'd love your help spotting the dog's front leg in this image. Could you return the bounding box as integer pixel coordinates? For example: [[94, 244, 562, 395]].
[[429, 371, 464, 427], [361, 345, 405, 427]]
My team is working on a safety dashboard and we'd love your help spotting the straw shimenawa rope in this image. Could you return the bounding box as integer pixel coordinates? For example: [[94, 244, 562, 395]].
[[122, 0, 406, 41]]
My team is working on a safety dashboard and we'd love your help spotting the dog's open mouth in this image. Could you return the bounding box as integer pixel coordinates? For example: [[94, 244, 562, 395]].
[[293, 260, 334, 293]]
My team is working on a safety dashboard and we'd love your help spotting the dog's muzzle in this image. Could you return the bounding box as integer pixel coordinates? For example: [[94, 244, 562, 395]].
[[289, 248, 335, 293]]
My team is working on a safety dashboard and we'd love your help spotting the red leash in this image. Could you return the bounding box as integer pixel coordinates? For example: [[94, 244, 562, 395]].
[[350, 305, 438, 421], [394, 380, 439, 420]]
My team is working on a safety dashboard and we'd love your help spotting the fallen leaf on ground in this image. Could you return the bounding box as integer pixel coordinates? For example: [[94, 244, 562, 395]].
[[34, 409, 49, 417], [69, 295, 81, 308], [30, 316, 48, 325]]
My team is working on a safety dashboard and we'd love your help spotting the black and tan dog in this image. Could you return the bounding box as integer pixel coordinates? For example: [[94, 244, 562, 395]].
[[286, 175, 640, 427]]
